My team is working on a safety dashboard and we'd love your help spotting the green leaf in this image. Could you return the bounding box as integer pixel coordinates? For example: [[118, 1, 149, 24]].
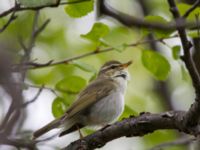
[[52, 97, 66, 118], [114, 43, 129, 52], [65, 0, 94, 18], [181, 64, 190, 81], [72, 61, 96, 73], [56, 75, 87, 93], [143, 16, 172, 38], [81, 22, 109, 43], [119, 105, 138, 120], [172, 45, 181, 60], [188, 30, 200, 38], [144, 130, 178, 149], [145, 15, 168, 24], [102, 26, 134, 52], [177, 3, 200, 21], [18, 0, 57, 7], [61, 93, 76, 106], [177, 3, 190, 16], [83, 128, 95, 135], [102, 42, 128, 53], [142, 50, 171, 81]]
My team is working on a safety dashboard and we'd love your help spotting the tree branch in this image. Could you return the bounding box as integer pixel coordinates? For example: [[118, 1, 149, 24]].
[[20, 11, 50, 80], [26, 83, 58, 96], [22, 85, 44, 108], [98, 0, 200, 31], [12, 35, 178, 71], [183, 0, 200, 18], [0, 0, 91, 18], [138, 0, 174, 111], [0, 11, 17, 33], [0, 51, 24, 135], [61, 1, 200, 149], [62, 111, 197, 150], [167, 0, 200, 128], [0, 10, 50, 138], [0, 137, 36, 149]]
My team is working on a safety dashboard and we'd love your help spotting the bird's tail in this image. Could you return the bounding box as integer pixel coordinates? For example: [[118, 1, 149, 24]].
[[33, 117, 62, 139]]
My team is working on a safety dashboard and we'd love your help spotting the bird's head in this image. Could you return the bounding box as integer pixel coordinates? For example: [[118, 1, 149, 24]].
[[98, 60, 132, 80]]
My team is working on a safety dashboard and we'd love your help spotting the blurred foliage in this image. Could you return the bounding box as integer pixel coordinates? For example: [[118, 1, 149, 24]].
[[55, 75, 87, 93], [141, 50, 171, 81], [172, 45, 181, 60], [143, 15, 172, 39], [65, 0, 94, 18], [52, 97, 67, 118], [0, 0, 197, 149], [81, 22, 109, 46], [177, 3, 200, 21], [144, 130, 184, 150]]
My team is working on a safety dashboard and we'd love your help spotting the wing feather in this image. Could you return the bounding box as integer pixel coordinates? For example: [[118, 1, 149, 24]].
[[65, 78, 116, 119], [33, 78, 116, 139]]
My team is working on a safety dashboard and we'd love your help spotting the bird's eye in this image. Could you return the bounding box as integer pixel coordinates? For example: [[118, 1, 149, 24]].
[[110, 65, 117, 69]]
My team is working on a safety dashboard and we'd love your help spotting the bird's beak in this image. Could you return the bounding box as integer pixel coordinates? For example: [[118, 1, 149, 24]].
[[121, 61, 132, 68]]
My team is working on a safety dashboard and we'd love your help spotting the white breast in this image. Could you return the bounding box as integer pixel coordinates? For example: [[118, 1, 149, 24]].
[[82, 81, 127, 126], [114, 76, 128, 94]]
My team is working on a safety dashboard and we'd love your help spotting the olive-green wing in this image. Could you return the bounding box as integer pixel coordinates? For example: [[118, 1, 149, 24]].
[[64, 78, 116, 119], [33, 78, 116, 139]]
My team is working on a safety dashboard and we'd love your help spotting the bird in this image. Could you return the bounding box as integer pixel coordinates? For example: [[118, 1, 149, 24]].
[[33, 60, 132, 139]]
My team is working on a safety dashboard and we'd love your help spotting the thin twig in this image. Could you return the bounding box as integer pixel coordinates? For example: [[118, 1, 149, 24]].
[[62, 111, 200, 150], [22, 85, 44, 108], [1, 11, 50, 136], [26, 83, 58, 96], [19, 12, 50, 80], [20, 11, 40, 81], [12, 35, 178, 71], [0, 136, 36, 149], [0, 11, 17, 33], [0, 0, 91, 18], [99, 0, 200, 31], [183, 0, 200, 18], [18, 37, 28, 51], [34, 19, 51, 38]]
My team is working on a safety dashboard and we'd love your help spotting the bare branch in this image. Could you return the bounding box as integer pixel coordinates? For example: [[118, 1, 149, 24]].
[[0, 10, 49, 137], [22, 85, 44, 108], [98, 0, 200, 31], [19, 11, 50, 81], [34, 19, 50, 38], [0, 51, 24, 135], [18, 37, 28, 51], [12, 35, 178, 71], [19, 11, 48, 80], [0, 132, 58, 149], [0, 136, 36, 149], [0, 0, 91, 18], [183, 0, 200, 18], [167, 0, 200, 127], [0, 11, 17, 33], [62, 111, 197, 150], [26, 83, 58, 96]]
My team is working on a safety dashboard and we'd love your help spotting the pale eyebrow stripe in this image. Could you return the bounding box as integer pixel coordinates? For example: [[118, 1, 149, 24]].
[[100, 64, 119, 71]]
